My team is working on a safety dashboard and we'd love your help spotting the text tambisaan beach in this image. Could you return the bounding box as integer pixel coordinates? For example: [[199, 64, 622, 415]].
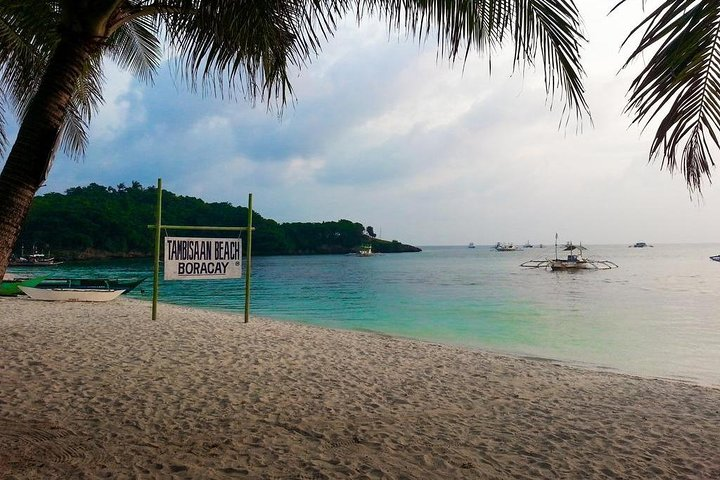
[[164, 236, 242, 280]]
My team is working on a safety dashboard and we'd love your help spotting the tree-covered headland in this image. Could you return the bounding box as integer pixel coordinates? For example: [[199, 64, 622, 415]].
[[15, 182, 420, 259]]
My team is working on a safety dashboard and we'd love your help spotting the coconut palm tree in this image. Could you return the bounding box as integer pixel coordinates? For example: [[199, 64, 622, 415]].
[[0, 0, 588, 277], [618, 0, 720, 194]]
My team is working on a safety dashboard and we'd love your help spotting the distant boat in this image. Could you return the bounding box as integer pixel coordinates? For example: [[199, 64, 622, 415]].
[[630, 242, 653, 248], [37, 276, 147, 294], [468, 242, 476, 248], [355, 244, 374, 256], [521, 239, 618, 271], [523, 241, 533, 248], [711, 255, 720, 262], [9, 250, 63, 266], [19, 286, 125, 302], [0, 275, 47, 296], [495, 242, 520, 251]]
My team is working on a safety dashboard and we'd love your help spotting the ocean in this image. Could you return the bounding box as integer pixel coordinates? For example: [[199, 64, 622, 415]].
[[8, 244, 720, 386]]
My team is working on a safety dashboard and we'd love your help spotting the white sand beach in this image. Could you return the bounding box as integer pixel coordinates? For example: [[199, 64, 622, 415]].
[[1, 296, 719, 479]]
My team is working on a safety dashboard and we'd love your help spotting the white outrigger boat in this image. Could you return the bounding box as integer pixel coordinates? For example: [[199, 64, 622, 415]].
[[495, 242, 520, 251], [19, 286, 125, 302], [520, 241, 618, 271]]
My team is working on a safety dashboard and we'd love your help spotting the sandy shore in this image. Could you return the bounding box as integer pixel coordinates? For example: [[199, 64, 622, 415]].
[[1, 297, 719, 479]]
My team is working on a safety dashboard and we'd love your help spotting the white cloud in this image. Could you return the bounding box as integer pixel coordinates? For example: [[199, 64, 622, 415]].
[[89, 61, 139, 142]]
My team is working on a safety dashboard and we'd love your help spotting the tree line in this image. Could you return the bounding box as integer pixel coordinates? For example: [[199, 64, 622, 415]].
[[15, 182, 420, 259]]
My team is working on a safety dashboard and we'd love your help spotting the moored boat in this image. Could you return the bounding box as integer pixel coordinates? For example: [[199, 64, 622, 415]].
[[548, 244, 598, 270], [356, 244, 374, 256], [37, 276, 147, 293], [9, 252, 63, 266], [521, 238, 618, 271], [19, 286, 125, 302], [495, 242, 520, 251]]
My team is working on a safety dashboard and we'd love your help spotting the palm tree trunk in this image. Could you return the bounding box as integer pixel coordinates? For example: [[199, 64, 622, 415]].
[[0, 35, 102, 279]]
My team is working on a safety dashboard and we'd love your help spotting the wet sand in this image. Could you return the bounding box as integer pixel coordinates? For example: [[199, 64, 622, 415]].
[[1, 296, 719, 479]]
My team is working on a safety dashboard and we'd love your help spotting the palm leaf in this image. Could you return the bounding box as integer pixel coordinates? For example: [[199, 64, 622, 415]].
[[60, 54, 106, 158], [349, 0, 588, 122], [107, 13, 162, 83], [152, 0, 587, 118], [354, 0, 589, 122], [0, 1, 108, 160], [0, 0, 57, 155], [512, 0, 588, 125], [156, 0, 315, 104], [618, 0, 720, 193]]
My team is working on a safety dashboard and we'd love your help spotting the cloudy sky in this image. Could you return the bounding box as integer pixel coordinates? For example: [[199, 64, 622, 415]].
[[31, 2, 720, 246]]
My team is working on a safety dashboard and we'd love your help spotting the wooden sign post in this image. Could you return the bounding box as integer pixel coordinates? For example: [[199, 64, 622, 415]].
[[148, 178, 254, 322]]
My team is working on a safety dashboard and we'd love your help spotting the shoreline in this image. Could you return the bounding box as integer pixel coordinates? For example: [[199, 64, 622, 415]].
[[139, 297, 720, 389], [1, 296, 719, 478]]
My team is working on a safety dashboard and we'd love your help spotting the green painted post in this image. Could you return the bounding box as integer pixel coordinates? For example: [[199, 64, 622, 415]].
[[152, 178, 162, 320], [244, 193, 253, 323]]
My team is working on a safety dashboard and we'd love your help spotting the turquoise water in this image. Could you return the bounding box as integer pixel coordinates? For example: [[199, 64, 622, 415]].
[[8, 244, 720, 385]]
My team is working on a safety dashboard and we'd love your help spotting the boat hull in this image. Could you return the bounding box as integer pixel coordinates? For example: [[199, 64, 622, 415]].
[[550, 261, 595, 270], [37, 277, 147, 293], [19, 286, 124, 302]]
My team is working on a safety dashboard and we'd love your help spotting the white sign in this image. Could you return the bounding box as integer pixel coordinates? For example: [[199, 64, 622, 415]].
[[164, 236, 242, 280]]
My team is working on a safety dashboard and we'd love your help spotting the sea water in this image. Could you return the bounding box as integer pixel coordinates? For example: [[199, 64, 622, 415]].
[[9, 244, 720, 386]]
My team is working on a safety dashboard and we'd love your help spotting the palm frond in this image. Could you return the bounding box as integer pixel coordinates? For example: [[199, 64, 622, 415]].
[[1, 2, 108, 160], [60, 54, 106, 158], [373, 0, 510, 58], [0, 0, 58, 155], [157, 0, 328, 106], [107, 13, 162, 83], [357, 0, 588, 123], [60, 104, 89, 158], [513, 0, 588, 125], [619, 0, 720, 193], [154, 0, 587, 119]]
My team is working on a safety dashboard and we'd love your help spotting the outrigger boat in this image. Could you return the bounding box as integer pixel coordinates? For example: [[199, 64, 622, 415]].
[[9, 245, 63, 266], [37, 276, 147, 293], [521, 240, 618, 271], [9, 253, 64, 266], [495, 242, 520, 251], [19, 286, 125, 302]]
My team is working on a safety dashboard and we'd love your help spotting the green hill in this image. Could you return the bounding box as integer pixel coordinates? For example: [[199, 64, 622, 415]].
[[14, 182, 421, 259]]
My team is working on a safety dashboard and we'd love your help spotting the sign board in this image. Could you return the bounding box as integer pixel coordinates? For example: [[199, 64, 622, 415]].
[[164, 236, 242, 280]]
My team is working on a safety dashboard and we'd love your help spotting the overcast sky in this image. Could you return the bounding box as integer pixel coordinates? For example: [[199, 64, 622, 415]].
[[33, 2, 720, 246]]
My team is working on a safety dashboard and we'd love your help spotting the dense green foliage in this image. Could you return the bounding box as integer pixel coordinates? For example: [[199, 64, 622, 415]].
[[15, 182, 420, 258]]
